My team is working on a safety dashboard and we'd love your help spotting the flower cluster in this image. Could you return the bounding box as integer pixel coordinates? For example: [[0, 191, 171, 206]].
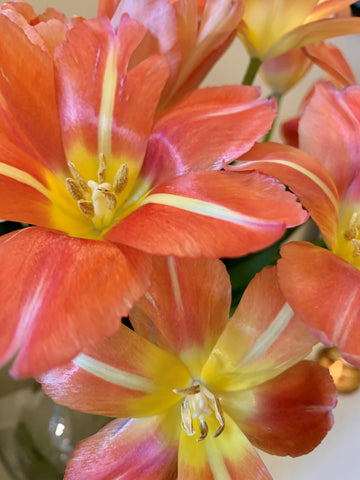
[[0, 0, 359, 479]]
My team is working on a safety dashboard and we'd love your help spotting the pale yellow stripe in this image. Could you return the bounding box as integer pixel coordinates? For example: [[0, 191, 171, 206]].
[[74, 353, 157, 392], [167, 256, 184, 312], [141, 193, 278, 227], [98, 45, 117, 159], [263, 159, 339, 211], [240, 302, 294, 366], [206, 450, 232, 480], [0, 162, 50, 198]]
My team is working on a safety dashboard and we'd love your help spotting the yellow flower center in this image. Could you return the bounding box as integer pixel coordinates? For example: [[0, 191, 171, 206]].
[[65, 153, 128, 231], [173, 382, 225, 442]]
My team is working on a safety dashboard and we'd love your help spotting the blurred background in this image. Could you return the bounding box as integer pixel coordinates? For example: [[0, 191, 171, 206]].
[[0, 1, 360, 479]]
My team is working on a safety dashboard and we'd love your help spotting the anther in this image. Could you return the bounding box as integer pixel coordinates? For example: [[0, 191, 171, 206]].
[[66, 178, 85, 201], [67, 161, 88, 192], [104, 191, 117, 210], [197, 420, 208, 442], [173, 385, 201, 396], [78, 200, 95, 218], [351, 239, 360, 257], [97, 152, 107, 183], [113, 163, 128, 195]]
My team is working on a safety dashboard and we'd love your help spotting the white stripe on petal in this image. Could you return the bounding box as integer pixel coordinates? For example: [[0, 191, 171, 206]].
[[73, 353, 157, 392], [0, 162, 50, 198], [240, 302, 294, 366], [141, 193, 280, 228], [168, 256, 184, 312]]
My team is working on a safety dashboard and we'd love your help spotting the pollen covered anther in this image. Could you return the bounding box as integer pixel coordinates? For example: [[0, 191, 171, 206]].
[[113, 163, 128, 195], [174, 383, 225, 442], [344, 211, 360, 257]]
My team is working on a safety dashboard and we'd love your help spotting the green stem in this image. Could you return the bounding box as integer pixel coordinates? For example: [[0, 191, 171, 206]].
[[242, 57, 262, 85], [262, 91, 282, 142]]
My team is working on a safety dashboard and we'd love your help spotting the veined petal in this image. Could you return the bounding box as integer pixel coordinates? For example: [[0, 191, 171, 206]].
[[106, 170, 307, 257], [130, 257, 231, 378], [64, 412, 179, 480], [0, 227, 152, 378], [265, 17, 360, 60], [278, 241, 360, 368], [40, 325, 190, 417], [178, 413, 272, 480], [55, 16, 169, 192], [299, 83, 360, 199], [142, 86, 277, 187], [230, 141, 340, 247], [0, 14, 66, 171], [202, 267, 317, 392], [224, 360, 336, 457]]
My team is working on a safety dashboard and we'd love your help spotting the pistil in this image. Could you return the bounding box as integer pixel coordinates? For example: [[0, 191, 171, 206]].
[[173, 383, 225, 442]]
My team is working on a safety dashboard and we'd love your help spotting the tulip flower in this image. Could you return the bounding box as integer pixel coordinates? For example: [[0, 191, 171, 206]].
[[0, 11, 308, 378], [230, 82, 360, 367], [98, 0, 244, 107], [238, 0, 360, 62], [39, 257, 336, 480]]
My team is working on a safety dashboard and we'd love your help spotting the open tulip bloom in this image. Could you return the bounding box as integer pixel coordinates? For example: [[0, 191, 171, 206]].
[[40, 257, 336, 480], [0, 11, 311, 378], [231, 81, 360, 368]]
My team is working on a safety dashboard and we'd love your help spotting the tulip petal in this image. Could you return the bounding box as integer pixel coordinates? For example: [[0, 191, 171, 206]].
[[278, 241, 360, 367], [306, 0, 353, 21], [230, 141, 340, 246], [223, 360, 337, 457], [0, 14, 66, 171], [64, 412, 179, 480], [142, 86, 277, 186], [266, 17, 360, 60], [40, 325, 190, 418], [202, 266, 317, 391], [178, 412, 272, 480], [106, 170, 307, 257], [55, 16, 169, 186], [299, 82, 360, 199], [130, 257, 231, 378], [0, 227, 152, 378]]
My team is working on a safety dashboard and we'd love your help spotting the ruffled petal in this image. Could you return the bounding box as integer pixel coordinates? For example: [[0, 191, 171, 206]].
[[223, 360, 337, 457], [40, 325, 190, 418], [0, 14, 66, 171], [278, 241, 360, 368], [64, 412, 179, 480], [142, 86, 277, 186], [130, 257, 231, 378], [230, 141, 340, 246], [0, 227, 152, 378], [202, 266, 317, 391], [299, 82, 360, 199], [106, 170, 308, 257], [178, 412, 272, 480]]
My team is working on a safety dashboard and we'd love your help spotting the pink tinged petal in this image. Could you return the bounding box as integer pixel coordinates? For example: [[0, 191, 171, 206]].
[[0, 227, 152, 378], [64, 412, 179, 480], [226, 360, 337, 457], [130, 257, 231, 377], [178, 413, 272, 480], [281, 117, 300, 147], [265, 17, 360, 60], [304, 42, 356, 89], [97, 0, 120, 18], [142, 86, 277, 186], [278, 241, 360, 368], [299, 82, 360, 199], [0, 15, 66, 171], [202, 266, 317, 392], [260, 49, 312, 94], [230, 141, 340, 246], [40, 325, 190, 418], [106, 170, 308, 257]]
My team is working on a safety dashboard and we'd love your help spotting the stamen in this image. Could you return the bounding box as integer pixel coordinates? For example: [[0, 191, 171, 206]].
[[351, 239, 360, 257], [197, 420, 208, 442], [98, 152, 107, 183], [212, 397, 225, 438], [66, 178, 85, 201], [181, 398, 195, 436], [67, 161, 88, 192], [113, 163, 128, 195], [78, 200, 95, 218], [104, 191, 117, 210], [174, 385, 201, 395]]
